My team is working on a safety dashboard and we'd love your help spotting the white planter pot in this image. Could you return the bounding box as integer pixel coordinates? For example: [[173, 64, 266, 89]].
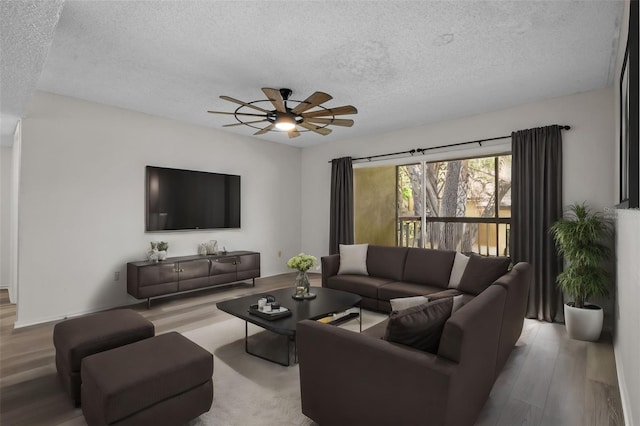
[[564, 303, 603, 341]]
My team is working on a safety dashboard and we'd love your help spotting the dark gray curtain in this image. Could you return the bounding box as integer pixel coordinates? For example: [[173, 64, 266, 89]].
[[329, 157, 354, 255], [511, 125, 564, 322]]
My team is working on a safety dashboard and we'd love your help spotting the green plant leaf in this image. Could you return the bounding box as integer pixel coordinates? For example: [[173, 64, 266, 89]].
[[549, 203, 611, 307]]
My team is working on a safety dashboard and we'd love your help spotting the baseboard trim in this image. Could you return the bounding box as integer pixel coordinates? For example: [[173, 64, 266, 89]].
[[12, 273, 287, 329], [613, 345, 633, 426], [14, 299, 139, 329]]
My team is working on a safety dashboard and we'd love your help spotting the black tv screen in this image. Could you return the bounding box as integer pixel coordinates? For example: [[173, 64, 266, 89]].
[[146, 166, 241, 231]]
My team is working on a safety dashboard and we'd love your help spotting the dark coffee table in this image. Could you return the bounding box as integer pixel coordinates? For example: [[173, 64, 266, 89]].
[[216, 287, 361, 366]]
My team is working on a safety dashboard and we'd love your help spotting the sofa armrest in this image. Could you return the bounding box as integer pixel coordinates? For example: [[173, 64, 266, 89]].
[[436, 285, 507, 426], [491, 261, 532, 373], [297, 320, 456, 426], [320, 254, 340, 287]]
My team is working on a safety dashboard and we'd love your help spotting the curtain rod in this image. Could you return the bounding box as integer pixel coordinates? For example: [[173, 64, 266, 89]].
[[328, 125, 571, 163]]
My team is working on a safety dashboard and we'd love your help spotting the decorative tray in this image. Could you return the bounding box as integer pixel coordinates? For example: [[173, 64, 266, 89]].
[[248, 304, 292, 320]]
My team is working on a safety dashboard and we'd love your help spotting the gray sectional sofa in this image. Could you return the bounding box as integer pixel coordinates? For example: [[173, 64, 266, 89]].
[[298, 245, 532, 426]]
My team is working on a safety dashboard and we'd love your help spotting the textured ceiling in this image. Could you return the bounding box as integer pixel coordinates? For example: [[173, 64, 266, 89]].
[[0, 0, 64, 146], [1, 1, 624, 147]]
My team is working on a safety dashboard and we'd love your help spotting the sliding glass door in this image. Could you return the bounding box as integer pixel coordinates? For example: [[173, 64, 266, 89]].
[[358, 154, 511, 255]]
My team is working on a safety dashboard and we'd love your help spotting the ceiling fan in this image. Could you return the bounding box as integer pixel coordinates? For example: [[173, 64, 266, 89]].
[[207, 88, 357, 138]]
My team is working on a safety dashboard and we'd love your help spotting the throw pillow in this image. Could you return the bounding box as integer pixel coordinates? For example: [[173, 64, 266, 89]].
[[389, 295, 429, 312], [337, 244, 369, 275], [457, 254, 511, 295], [383, 297, 454, 353], [448, 252, 470, 289]]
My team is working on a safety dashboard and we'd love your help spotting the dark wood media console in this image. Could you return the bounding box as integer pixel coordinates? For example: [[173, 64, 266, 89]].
[[127, 251, 260, 307]]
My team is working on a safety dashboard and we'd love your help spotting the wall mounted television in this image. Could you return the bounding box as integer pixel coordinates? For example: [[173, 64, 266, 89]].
[[146, 166, 241, 231]]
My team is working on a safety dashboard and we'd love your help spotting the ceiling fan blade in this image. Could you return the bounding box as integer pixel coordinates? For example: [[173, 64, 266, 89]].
[[220, 96, 271, 113], [298, 121, 332, 136], [222, 119, 268, 127], [254, 123, 276, 135], [288, 128, 301, 139], [262, 88, 286, 112], [208, 110, 267, 117], [291, 91, 333, 115], [301, 105, 358, 118], [304, 117, 354, 127]]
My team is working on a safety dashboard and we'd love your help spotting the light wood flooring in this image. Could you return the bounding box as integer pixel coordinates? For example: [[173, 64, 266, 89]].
[[0, 274, 624, 426]]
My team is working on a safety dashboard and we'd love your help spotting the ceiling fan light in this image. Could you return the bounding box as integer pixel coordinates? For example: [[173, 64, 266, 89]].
[[275, 116, 296, 131]]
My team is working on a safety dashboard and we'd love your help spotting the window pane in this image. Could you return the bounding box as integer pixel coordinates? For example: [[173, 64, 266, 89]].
[[499, 223, 511, 257], [398, 217, 421, 248], [477, 222, 498, 255], [425, 157, 502, 219], [424, 220, 510, 255], [497, 155, 512, 218], [397, 164, 422, 247], [424, 221, 479, 252], [397, 164, 422, 218], [351, 155, 514, 252]]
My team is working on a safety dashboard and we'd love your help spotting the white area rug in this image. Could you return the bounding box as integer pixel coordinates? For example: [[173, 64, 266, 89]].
[[184, 311, 387, 426]]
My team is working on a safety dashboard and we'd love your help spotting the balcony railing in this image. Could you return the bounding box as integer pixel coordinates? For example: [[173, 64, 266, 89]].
[[397, 216, 422, 248], [398, 216, 510, 256]]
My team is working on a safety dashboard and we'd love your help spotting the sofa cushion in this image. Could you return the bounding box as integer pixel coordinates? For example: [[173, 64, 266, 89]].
[[458, 254, 512, 295], [338, 244, 369, 275], [362, 318, 389, 339], [383, 298, 454, 353], [403, 248, 456, 288], [389, 295, 429, 311], [448, 252, 470, 289], [391, 291, 467, 315], [378, 281, 443, 301], [366, 245, 409, 281], [326, 275, 393, 299]]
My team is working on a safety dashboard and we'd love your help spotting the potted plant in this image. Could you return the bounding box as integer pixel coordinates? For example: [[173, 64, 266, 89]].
[[550, 203, 611, 341], [149, 241, 169, 261]]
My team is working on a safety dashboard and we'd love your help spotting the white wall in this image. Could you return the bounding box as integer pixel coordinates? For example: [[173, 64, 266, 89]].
[[301, 87, 616, 260], [0, 146, 11, 288], [16, 91, 302, 327], [9, 121, 21, 304], [615, 210, 639, 426]]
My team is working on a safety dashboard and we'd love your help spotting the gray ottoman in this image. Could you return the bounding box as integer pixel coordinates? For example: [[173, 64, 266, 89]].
[[81, 332, 214, 426], [53, 309, 155, 406]]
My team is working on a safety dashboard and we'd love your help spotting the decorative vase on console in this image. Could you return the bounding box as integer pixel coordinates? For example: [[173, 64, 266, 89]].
[[287, 253, 317, 300]]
